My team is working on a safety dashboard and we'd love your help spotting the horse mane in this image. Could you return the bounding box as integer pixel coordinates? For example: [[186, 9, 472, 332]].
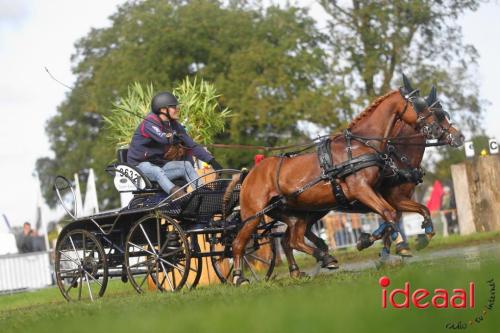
[[348, 90, 399, 129]]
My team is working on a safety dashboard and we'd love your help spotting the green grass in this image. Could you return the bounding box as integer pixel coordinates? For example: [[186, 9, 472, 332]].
[[1, 239, 499, 333]]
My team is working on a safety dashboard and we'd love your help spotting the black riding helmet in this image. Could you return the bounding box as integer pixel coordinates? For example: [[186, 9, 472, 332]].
[[151, 92, 179, 114]]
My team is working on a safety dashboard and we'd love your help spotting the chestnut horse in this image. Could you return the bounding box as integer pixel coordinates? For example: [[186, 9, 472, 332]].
[[372, 88, 464, 255], [229, 82, 437, 284], [303, 86, 464, 260]]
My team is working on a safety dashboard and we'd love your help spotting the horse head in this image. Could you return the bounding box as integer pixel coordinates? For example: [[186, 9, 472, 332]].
[[396, 73, 429, 125], [396, 74, 464, 147], [416, 85, 465, 148]]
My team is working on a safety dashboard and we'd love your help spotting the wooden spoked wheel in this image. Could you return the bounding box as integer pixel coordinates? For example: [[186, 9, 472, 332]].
[[210, 230, 276, 283], [125, 213, 191, 293], [55, 229, 108, 302]]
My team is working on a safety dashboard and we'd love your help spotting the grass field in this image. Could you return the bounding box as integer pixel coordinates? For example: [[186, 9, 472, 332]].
[[1, 236, 499, 333]]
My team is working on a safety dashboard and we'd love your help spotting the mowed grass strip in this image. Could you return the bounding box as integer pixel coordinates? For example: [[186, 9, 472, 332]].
[[1, 243, 499, 333]]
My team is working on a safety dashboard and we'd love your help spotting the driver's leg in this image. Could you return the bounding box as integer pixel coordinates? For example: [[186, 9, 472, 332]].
[[137, 161, 175, 193], [162, 160, 204, 189]]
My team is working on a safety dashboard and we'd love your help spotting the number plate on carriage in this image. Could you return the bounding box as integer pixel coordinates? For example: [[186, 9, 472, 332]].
[[113, 165, 146, 191]]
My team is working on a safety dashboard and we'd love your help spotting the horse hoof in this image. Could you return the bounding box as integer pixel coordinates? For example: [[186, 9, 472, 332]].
[[396, 247, 413, 257], [290, 270, 309, 280], [321, 255, 339, 270], [325, 263, 340, 270], [233, 276, 250, 286], [356, 233, 374, 251], [415, 234, 429, 251]]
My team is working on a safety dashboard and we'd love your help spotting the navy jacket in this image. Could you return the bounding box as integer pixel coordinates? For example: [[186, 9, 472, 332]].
[[127, 113, 213, 166]]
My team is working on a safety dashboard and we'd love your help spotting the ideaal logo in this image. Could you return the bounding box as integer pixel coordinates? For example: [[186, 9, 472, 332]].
[[378, 276, 496, 329], [379, 276, 474, 309]]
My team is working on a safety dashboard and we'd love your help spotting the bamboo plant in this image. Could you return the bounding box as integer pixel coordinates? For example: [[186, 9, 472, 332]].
[[103, 77, 231, 148]]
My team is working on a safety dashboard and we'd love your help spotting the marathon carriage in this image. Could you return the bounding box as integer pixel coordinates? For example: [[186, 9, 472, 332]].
[[53, 148, 281, 302]]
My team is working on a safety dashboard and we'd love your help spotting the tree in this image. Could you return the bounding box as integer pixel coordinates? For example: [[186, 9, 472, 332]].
[[319, 0, 485, 131], [37, 0, 338, 208]]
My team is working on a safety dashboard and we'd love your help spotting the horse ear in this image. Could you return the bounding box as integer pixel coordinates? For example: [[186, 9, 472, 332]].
[[402, 73, 414, 93], [426, 85, 437, 106]]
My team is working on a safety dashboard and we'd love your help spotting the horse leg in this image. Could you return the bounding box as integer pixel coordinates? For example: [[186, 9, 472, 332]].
[[380, 232, 392, 258], [304, 221, 338, 269], [389, 198, 435, 250], [376, 195, 412, 257], [348, 187, 405, 251], [305, 222, 328, 252], [286, 218, 339, 272], [279, 221, 305, 278], [232, 213, 262, 285]]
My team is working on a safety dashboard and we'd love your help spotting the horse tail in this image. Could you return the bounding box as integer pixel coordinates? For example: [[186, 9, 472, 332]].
[[223, 168, 249, 220]]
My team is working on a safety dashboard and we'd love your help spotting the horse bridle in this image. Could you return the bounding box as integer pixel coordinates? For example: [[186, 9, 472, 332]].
[[415, 100, 455, 143]]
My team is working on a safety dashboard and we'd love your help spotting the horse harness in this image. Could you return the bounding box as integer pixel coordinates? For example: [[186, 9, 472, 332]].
[[314, 131, 388, 206], [274, 130, 397, 209], [241, 129, 426, 224]]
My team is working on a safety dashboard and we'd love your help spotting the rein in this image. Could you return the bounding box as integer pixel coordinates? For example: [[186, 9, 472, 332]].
[[348, 132, 450, 147]]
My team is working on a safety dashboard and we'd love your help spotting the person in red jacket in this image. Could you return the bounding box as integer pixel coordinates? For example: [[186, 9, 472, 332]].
[[127, 92, 223, 198]]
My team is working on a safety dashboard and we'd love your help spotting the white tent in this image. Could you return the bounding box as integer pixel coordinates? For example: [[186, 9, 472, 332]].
[[83, 168, 100, 216], [74, 173, 84, 217], [0, 215, 17, 255]]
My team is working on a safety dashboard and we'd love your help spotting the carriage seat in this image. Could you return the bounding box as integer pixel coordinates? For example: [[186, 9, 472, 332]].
[[108, 147, 187, 193]]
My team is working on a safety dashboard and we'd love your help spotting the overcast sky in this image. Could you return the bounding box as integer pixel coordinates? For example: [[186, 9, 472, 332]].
[[0, 0, 499, 229]]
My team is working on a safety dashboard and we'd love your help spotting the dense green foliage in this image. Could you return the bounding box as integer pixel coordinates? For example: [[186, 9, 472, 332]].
[[103, 82, 155, 147], [173, 76, 231, 145], [37, 0, 486, 209], [319, 0, 484, 129], [37, 0, 336, 209]]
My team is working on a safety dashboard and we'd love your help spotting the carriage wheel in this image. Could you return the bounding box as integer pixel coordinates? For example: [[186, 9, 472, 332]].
[[185, 234, 203, 289], [55, 229, 108, 302], [210, 230, 276, 283], [125, 213, 191, 293]]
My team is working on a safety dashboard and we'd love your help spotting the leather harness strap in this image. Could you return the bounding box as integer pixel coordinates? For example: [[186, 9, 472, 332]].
[[315, 137, 387, 208]]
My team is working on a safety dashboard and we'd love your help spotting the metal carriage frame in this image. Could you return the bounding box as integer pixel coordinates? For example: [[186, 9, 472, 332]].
[[53, 169, 282, 302]]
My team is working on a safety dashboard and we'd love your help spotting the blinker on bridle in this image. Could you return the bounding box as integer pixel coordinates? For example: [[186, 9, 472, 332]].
[[398, 88, 420, 120]]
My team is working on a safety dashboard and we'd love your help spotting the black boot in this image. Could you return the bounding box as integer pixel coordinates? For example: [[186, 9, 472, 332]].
[[169, 186, 186, 200]]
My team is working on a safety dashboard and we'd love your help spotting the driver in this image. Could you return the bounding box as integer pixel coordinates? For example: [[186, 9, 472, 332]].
[[127, 91, 223, 198]]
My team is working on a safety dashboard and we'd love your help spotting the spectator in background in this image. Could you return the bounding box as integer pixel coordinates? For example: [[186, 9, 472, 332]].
[[30, 229, 46, 252], [442, 186, 458, 234], [19, 222, 34, 253]]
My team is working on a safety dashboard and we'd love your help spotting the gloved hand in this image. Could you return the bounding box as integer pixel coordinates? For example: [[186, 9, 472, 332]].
[[172, 132, 182, 145], [209, 158, 223, 171]]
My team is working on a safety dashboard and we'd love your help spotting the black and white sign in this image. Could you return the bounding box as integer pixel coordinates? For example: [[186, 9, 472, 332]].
[[489, 139, 498, 154], [464, 141, 475, 158]]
